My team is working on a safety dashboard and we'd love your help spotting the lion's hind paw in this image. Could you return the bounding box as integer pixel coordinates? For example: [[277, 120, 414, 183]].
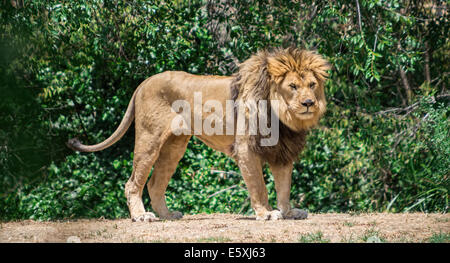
[[256, 210, 284, 221], [131, 212, 158, 222]]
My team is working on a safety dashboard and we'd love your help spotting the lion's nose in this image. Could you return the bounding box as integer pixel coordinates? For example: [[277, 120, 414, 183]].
[[301, 99, 315, 107]]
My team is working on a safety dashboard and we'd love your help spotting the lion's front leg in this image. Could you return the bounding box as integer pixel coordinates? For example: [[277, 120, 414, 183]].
[[235, 143, 282, 220], [269, 162, 307, 220]]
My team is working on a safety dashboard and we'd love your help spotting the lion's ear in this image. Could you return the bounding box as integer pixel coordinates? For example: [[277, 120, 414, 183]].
[[267, 57, 289, 78]]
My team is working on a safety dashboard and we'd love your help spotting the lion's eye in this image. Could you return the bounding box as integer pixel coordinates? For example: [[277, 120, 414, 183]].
[[289, 83, 297, 90], [309, 83, 316, 89]]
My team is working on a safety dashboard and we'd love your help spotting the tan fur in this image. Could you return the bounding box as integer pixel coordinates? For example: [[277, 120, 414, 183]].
[[68, 47, 330, 221]]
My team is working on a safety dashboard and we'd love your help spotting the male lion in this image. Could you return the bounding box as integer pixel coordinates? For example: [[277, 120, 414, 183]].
[[67, 47, 330, 222]]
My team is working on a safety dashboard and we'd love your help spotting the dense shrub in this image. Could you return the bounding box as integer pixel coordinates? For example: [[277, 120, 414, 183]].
[[1, 0, 448, 220]]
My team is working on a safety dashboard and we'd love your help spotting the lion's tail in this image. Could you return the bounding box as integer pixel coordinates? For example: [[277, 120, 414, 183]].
[[66, 89, 138, 152]]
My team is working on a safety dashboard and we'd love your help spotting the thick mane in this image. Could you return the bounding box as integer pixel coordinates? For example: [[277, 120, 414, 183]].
[[230, 47, 329, 164], [230, 49, 271, 103]]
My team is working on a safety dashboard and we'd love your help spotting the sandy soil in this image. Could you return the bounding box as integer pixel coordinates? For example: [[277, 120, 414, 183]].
[[0, 213, 448, 243]]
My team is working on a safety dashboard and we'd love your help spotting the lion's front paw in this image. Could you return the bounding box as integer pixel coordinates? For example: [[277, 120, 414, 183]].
[[160, 211, 183, 220], [285, 208, 308, 220], [131, 212, 157, 222], [256, 210, 284, 221]]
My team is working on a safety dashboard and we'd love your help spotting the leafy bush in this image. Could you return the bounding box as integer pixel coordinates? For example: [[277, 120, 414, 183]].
[[1, 0, 448, 220]]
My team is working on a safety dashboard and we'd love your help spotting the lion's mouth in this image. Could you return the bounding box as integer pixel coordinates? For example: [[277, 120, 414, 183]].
[[287, 105, 315, 118], [295, 110, 315, 119], [288, 105, 314, 115], [299, 109, 315, 116]]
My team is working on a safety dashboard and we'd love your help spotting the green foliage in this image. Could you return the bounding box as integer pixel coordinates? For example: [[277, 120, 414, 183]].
[[1, 0, 448, 220], [291, 95, 449, 213], [298, 231, 330, 243], [427, 232, 450, 243]]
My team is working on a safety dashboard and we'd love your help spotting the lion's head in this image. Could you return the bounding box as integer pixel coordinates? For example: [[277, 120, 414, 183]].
[[231, 47, 330, 164], [231, 47, 330, 132]]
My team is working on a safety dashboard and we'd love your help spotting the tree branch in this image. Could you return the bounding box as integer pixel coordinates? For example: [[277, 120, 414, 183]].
[[390, 113, 430, 153], [375, 93, 449, 116], [397, 40, 413, 104], [399, 66, 412, 104], [208, 185, 240, 199], [424, 41, 431, 84], [355, 0, 362, 32]]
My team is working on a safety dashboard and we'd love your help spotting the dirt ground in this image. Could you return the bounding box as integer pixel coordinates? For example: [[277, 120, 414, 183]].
[[0, 213, 449, 243]]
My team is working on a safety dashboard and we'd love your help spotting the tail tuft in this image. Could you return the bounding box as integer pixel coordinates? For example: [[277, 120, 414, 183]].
[[66, 137, 83, 151], [66, 87, 137, 153]]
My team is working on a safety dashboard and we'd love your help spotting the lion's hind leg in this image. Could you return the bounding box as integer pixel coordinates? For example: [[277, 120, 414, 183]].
[[125, 129, 172, 222], [147, 134, 191, 220]]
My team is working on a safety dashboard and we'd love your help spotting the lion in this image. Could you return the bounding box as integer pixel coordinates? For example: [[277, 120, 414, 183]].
[[67, 47, 330, 222]]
